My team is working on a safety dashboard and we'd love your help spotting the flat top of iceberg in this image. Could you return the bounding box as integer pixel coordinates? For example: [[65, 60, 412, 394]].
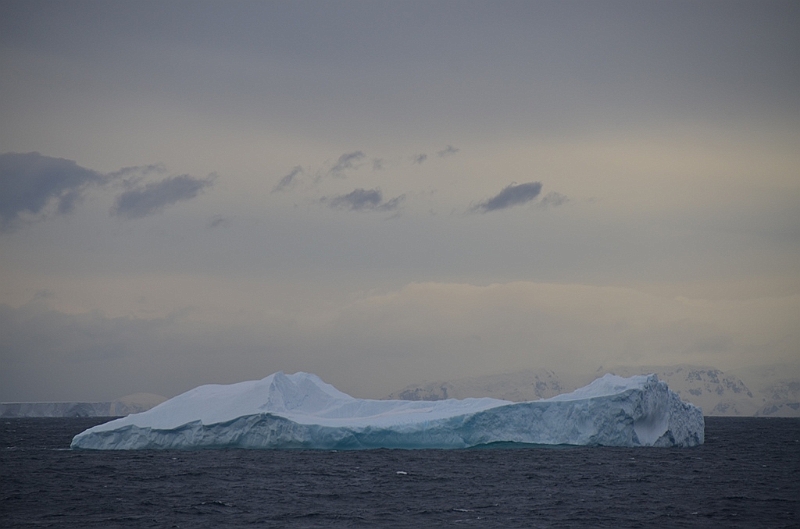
[[87, 372, 512, 432], [84, 372, 655, 435]]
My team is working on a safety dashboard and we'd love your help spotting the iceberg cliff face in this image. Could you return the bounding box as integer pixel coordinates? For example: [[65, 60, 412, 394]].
[[70, 372, 704, 450]]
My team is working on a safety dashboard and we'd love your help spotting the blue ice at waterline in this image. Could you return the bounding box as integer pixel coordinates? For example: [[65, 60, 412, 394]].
[[70, 371, 704, 450]]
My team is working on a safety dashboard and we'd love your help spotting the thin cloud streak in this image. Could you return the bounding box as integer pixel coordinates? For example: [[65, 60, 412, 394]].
[[279, 144, 459, 188], [437, 146, 459, 157], [106, 163, 166, 181], [324, 188, 405, 212], [327, 151, 365, 178], [272, 166, 303, 193]]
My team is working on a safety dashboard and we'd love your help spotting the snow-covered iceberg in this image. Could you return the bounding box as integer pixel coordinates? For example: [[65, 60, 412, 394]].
[[70, 372, 704, 450]]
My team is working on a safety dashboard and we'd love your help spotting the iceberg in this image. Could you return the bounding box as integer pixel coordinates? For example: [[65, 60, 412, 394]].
[[70, 372, 704, 450]]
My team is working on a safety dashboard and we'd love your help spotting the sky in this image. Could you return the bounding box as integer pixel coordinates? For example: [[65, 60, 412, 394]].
[[1, 0, 798, 401]]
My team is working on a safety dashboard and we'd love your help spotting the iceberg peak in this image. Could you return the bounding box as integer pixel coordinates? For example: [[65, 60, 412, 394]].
[[258, 371, 354, 414]]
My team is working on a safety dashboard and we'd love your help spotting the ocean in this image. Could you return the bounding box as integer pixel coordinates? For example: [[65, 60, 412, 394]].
[[1, 417, 798, 528]]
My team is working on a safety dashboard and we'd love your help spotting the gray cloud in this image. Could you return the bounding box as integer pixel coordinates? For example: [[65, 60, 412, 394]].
[[328, 188, 380, 210], [473, 182, 543, 213], [0, 151, 105, 230], [324, 188, 405, 212], [272, 166, 303, 192], [437, 145, 460, 157], [379, 195, 405, 212], [327, 151, 365, 177], [112, 174, 214, 219], [0, 152, 211, 228], [286, 146, 453, 183]]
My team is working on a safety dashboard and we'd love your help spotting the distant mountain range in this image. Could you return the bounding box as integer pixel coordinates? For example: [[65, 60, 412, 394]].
[[385, 364, 800, 417], [5, 364, 798, 418]]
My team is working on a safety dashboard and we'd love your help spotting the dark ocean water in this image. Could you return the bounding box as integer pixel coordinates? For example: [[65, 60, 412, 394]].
[[1, 417, 798, 528]]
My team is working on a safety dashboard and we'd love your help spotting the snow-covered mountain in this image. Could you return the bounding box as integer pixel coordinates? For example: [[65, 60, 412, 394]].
[[599, 365, 759, 416], [728, 364, 800, 417], [385, 368, 575, 402], [385, 364, 800, 417]]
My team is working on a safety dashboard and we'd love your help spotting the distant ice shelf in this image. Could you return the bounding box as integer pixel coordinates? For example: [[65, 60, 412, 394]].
[[1, 394, 166, 418], [70, 372, 704, 450]]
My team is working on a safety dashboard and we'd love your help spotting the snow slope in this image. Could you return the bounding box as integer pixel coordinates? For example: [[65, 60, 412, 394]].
[[71, 372, 703, 450]]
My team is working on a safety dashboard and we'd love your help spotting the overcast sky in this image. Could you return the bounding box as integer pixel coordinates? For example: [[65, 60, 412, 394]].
[[1, 0, 798, 401]]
